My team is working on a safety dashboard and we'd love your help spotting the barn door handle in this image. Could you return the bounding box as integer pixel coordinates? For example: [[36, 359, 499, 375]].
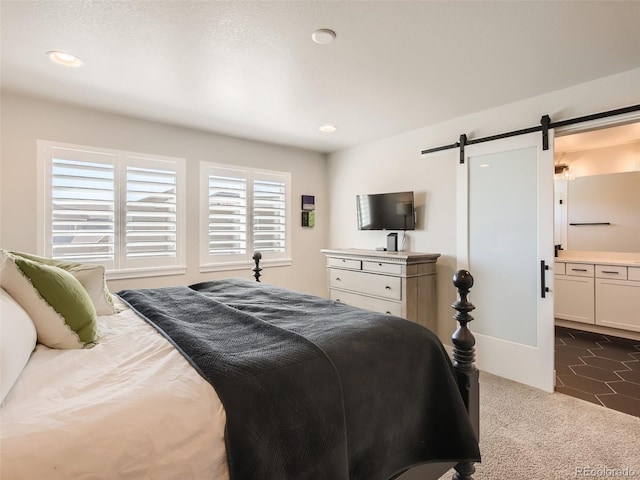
[[541, 260, 550, 298]]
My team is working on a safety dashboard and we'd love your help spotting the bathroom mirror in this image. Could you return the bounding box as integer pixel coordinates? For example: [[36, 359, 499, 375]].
[[554, 122, 640, 254]]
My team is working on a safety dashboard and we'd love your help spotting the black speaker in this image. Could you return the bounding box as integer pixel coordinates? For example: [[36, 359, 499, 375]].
[[387, 232, 398, 252]]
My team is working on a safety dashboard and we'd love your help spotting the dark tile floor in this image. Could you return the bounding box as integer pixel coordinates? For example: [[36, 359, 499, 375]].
[[555, 326, 640, 417]]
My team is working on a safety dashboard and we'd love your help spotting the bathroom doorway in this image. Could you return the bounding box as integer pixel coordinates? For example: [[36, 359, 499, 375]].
[[553, 117, 640, 417]]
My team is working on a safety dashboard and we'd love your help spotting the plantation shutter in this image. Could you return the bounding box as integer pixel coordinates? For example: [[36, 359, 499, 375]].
[[206, 167, 248, 257], [41, 141, 186, 276], [125, 159, 179, 263], [200, 163, 290, 269], [253, 173, 286, 253], [49, 148, 116, 265]]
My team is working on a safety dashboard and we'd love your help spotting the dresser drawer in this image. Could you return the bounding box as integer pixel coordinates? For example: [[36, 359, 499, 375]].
[[595, 265, 627, 280], [330, 289, 402, 316], [565, 263, 594, 277], [328, 268, 402, 300], [629, 267, 640, 282], [323, 249, 439, 331], [362, 260, 403, 275], [327, 257, 361, 270]]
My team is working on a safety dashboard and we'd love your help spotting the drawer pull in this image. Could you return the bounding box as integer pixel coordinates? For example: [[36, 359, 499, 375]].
[[601, 271, 619, 274], [335, 299, 342, 303], [335, 277, 341, 281], [571, 268, 588, 272], [385, 285, 392, 290], [378, 263, 383, 266], [385, 311, 392, 315]]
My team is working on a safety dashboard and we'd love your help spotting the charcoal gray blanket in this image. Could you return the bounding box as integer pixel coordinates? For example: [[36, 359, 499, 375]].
[[117, 279, 479, 480]]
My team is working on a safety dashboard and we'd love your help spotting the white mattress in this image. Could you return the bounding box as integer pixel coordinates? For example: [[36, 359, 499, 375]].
[[0, 299, 230, 480]]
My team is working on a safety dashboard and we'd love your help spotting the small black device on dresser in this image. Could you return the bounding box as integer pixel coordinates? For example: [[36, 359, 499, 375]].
[[387, 233, 398, 252]]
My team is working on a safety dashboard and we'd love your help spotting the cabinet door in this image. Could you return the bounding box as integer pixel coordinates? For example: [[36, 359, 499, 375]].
[[554, 275, 595, 324], [596, 279, 640, 333]]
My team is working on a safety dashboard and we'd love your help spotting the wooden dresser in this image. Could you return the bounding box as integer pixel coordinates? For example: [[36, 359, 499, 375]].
[[321, 248, 440, 331]]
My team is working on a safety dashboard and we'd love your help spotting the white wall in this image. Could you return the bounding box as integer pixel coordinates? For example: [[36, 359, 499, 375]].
[[3, 68, 639, 340], [327, 67, 640, 342], [0, 92, 329, 296]]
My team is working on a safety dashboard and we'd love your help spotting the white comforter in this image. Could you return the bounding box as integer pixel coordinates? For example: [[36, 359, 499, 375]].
[[0, 300, 230, 480]]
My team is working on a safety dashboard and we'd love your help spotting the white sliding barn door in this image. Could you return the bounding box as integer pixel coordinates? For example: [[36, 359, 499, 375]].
[[457, 131, 555, 392]]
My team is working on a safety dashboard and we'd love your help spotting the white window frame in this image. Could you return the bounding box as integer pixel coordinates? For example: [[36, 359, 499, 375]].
[[37, 140, 187, 279], [199, 161, 292, 272]]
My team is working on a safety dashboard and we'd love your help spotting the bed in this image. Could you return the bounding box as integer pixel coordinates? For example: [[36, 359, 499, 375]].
[[0, 250, 480, 480]]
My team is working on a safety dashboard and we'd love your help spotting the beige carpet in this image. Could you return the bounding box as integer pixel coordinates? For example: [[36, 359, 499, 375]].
[[439, 372, 640, 480]]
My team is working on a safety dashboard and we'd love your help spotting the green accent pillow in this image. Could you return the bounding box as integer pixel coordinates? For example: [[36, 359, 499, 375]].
[[7, 251, 116, 315], [0, 252, 98, 349]]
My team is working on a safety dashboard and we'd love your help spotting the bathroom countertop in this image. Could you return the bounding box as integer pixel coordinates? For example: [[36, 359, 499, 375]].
[[555, 254, 640, 266]]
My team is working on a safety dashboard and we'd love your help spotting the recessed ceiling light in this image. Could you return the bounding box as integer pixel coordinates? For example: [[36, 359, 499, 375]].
[[311, 29, 336, 45], [47, 51, 84, 68], [319, 124, 337, 133]]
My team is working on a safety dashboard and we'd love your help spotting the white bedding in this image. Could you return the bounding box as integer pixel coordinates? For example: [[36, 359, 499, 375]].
[[0, 299, 230, 480]]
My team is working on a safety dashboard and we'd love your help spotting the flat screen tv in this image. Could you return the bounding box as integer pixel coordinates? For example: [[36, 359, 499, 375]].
[[356, 191, 415, 231]]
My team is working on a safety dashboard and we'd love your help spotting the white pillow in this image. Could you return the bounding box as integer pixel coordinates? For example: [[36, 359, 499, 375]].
[[5, 251, 116, 315], [0, 251, 98, 349], [0, 288, 37, 404]]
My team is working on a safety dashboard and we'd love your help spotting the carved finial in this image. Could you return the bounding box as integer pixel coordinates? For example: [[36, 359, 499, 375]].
[[453, 269, 474, 291], [451, 269, 476, 371], [252, 251, 262, 282]]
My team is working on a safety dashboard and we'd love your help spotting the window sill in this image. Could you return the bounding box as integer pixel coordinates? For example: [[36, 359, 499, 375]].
[[106, 265, 187, 280], [199, 258, 292, 274]]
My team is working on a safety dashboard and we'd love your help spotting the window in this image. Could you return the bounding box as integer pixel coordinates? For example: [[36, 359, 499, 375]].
[[38, 141, 186, 278], [200, 163, 291, 271]]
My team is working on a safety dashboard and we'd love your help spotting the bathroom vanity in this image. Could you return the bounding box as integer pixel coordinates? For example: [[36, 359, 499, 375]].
[[555, 254, 640, 339]]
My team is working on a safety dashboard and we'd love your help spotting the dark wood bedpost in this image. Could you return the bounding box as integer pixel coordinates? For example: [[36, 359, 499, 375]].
[[451, 270, 479, 480], [252, 251, 262, 282]]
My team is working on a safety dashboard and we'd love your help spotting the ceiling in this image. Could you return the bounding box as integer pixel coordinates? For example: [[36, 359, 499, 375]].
[[555, 121, 640, 155], [1, 1, 640, 154]]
